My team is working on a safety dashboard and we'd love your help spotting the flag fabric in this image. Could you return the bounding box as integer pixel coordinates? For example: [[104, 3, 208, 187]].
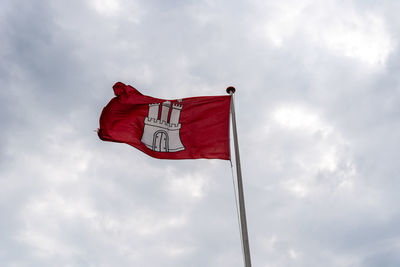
[[98, 82, 231, 160]]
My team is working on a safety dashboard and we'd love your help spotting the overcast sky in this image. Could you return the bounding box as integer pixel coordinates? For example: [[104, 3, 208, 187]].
[[1, 0, 400, 266]]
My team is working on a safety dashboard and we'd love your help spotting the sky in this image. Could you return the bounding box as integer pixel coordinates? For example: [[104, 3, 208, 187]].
[[1, 0, 400, 266]]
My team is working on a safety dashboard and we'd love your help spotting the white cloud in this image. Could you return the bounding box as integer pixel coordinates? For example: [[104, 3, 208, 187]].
[[256, 0, 394, 67], [90, 0, 121, 16], [271, 105, 338, 170], [16, 230, 79, 259], [267, 104, 356, 197], [272, 105, 331, 135], [16, 192, 93, 258], [166, 171, 210, 199], [288, 248, 299, 259], [321, 13, 393, 66]]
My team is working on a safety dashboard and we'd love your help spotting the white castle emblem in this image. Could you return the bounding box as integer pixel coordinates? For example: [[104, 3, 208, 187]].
[[140, 100, 185, 152]]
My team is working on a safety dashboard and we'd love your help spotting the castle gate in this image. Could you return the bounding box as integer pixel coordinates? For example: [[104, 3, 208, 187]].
[[152, 130, 169, 152]]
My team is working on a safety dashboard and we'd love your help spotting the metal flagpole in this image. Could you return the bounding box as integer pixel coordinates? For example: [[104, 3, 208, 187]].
[[227, 86, 252, 267]]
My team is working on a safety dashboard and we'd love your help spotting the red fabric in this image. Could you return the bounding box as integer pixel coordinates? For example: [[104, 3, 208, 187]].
[[98, 82, 231, 160]]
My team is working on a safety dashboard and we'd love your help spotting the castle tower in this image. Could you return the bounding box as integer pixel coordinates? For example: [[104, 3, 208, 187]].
[[148, 103, 160, 120], [141, 100, 185, 153], [170, 103, 182, 125], [160, 101, 171, 122]]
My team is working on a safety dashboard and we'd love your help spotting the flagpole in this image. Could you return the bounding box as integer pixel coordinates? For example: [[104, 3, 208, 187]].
[[227, 87, 252, 267]]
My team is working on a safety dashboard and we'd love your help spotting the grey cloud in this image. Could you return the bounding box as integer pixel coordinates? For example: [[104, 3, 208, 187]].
[[1, 0, 400, 266]]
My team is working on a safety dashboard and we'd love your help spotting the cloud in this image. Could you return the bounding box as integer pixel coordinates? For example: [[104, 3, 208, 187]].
[[253, 0, 394, 67], [1, 0, 400, 266]]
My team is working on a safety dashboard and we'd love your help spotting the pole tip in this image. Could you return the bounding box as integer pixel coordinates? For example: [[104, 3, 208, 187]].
[[226, 86, 236, 95]]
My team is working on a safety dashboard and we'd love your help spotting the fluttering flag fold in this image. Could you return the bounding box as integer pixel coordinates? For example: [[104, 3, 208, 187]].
[[98, 82, 231, 160]]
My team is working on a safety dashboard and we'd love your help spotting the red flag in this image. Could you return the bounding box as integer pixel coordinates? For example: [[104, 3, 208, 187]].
[[98, 82, 231, 160]]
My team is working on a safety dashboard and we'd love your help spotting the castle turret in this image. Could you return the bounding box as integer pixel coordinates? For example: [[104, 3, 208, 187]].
[[141, 100, 185, 152], [148, 103, 160, 120], [161, 101, 171, 122], [170, 103, 183, 125]]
